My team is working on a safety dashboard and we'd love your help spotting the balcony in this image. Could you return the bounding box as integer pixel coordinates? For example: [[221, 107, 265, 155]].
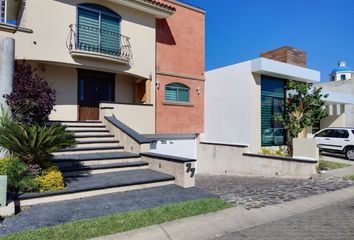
[[66, 24, 132, 65]]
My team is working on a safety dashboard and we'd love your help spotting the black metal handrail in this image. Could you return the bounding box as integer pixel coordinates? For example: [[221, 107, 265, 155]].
[[66, 24, 132, 61]]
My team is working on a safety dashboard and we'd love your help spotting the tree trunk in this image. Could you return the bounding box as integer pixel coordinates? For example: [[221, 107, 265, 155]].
[[286, 131, 294, 157]]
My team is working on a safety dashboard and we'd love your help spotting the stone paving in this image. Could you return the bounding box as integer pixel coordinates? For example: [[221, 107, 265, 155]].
[[214, 197, 354, 240], [196, 175, 354, 209], [0, 185, 214, 236]]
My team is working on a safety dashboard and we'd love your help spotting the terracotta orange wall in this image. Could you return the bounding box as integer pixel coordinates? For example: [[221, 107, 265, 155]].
[[156, 0, 205, 134]]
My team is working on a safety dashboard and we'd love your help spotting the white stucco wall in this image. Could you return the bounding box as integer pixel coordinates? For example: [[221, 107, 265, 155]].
[[204, 61, 261, 152], [39, 64, 78, 121], [149, 138, 196, 159]]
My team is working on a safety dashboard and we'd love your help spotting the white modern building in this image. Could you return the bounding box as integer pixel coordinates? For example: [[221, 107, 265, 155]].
[[203, 57, 320, 153]]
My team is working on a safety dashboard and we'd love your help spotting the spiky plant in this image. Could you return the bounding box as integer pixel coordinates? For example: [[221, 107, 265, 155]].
[[0, 110, 76, 173]]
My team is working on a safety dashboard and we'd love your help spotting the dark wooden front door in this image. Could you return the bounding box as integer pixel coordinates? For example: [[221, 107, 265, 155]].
[[78, 69, 115, 120]]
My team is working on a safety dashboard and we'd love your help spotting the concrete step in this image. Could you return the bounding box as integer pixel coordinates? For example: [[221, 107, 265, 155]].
[[49, 120, 103, 126], [74, 135, 115, 142], [51, 152, 142, 167], [75, 140, 120, 148], [73, 131, 112, 137], [17, 170, 175, 206], [60, 161, 149, 177], [66, 126, 106, 131], [52, 146, 124, 155]]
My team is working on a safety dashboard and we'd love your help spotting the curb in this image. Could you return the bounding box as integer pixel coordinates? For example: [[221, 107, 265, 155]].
[[93, 186, 354, 240]]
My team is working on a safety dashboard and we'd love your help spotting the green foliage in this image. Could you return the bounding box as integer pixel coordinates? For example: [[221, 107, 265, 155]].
[[344, 175, 354, 181], [274, 81, 328, 155], [0, 157, 28, 194], [260, 146, 289, 157], [0, 111, 76, 166], [35, 166, 64, 192], [0, 198, 232, 240], [317, 159, 351, 172]]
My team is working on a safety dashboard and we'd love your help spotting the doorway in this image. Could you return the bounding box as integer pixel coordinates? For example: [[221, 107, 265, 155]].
[[78, 69, 115, 120]]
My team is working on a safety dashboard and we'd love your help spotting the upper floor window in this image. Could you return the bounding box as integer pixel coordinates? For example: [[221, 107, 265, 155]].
[[77, 3, 121, 56], [165, 83, 190, 103], [0, 0, 19, 25], [341, 74, 346, 80]]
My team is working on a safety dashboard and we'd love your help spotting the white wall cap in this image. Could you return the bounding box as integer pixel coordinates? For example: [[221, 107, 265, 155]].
[[251, 58, 320, 83]]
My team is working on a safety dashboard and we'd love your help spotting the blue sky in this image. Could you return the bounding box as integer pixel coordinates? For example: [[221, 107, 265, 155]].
[[184, 0, 354, 82]]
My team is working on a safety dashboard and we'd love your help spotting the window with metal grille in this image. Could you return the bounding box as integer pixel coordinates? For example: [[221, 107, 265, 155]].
[[0, 0, 18, 25], [165, 83, 190, 103], [77, 3, 121, 56], [0, 0, 7, 23]]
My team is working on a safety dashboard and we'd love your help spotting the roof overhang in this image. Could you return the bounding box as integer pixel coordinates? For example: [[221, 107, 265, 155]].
[[251, 58, 320, 83], [107, 0, 176, 18], [321, 90, 354, 105]]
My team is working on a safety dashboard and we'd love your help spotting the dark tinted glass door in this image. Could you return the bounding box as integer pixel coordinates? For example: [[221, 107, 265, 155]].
[[78, 70, 115, 120]]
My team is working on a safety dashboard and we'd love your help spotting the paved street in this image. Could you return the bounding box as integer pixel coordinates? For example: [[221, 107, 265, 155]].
[[196, 175, 354, 209], [213, 197, 354, 240]]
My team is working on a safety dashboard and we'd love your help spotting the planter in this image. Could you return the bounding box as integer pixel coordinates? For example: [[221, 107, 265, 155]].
[[0, 175, 7, 207]]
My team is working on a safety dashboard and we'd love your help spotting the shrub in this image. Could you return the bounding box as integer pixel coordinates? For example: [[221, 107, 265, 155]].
[[0, 111, 76, 169], [260, 146, 289, 157], [3, 61, 56, 125], [0, 157, 39, 195], [35, 166, 64, 192]]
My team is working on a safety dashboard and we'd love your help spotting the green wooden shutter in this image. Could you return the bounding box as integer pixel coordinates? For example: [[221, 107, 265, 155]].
[[165, 86, 178, 101], [165, 83, 190, 103], [101, 14, 120, 56], [78, 7, 100, 52]]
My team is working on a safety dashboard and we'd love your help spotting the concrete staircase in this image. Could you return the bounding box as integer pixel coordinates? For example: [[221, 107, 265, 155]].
[[16, 121, 177, 207]]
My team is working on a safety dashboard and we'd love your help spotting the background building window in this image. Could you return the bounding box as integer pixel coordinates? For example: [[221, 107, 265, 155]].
[[165, 83, 190, 103], [0, 0, 19, 25], [261, 76, 286, 146], [341, 74, 346, 80]]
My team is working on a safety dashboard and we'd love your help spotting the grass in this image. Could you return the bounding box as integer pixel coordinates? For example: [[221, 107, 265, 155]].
[[0, 198, 232, 240], [344, 175, 354, 181], [317, 160, 351, 171]]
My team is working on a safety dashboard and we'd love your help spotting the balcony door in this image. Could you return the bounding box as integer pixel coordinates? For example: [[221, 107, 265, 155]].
[[77, 3, 121, 56], [78, 70, 115, 121]]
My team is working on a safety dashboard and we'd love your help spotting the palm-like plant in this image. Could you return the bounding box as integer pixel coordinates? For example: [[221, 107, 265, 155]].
[[0, 110, 76, 169]]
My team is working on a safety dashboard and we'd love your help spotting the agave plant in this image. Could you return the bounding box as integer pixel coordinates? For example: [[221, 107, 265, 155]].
[[0, 110, 76, 170]]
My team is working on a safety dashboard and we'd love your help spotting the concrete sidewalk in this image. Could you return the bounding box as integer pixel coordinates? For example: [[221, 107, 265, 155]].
[[94, 186, 354, 240], [328, 165, 354, 178]]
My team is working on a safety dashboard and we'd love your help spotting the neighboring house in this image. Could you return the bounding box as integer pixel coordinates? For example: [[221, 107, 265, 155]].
[[203, 47, 320, 153], [314, 61, 354, 131], [156, 0, 205, 134], [329, 61, 353, 82]]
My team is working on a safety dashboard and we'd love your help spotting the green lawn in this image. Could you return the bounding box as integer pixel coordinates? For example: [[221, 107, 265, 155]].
[[344, 175, 354, 181], [318, 160, 351, 171], [0, 198, 232, 240]]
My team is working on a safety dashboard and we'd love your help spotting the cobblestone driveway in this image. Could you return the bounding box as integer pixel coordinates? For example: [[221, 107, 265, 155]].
[[196, 175, 354, 209], [213, 197, 354, 240]]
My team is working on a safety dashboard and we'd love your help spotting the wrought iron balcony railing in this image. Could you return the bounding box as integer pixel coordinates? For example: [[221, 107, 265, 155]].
[[66, 24, 132, 62]]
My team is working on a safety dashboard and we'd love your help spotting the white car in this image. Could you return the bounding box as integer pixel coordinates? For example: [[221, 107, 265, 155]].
[[314, 128, 354, 160]]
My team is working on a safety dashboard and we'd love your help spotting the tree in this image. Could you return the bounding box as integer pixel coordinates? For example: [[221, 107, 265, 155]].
[[274, 81, 328, 156], [3, 61, 56, 125]]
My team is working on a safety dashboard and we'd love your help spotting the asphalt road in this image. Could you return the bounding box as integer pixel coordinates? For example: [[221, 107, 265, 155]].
[[213, 197, 354, 240]]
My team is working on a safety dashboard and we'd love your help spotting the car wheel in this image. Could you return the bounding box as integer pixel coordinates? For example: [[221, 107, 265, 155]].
[[345, 148, 354, 160]]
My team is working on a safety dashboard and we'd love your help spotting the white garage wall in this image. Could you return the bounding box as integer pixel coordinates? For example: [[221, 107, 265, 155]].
[[149, 137, 196, 159], [204, 61, 261, 152]]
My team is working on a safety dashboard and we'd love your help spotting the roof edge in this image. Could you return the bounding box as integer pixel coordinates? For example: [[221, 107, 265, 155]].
[[167, 0, 206, 14]]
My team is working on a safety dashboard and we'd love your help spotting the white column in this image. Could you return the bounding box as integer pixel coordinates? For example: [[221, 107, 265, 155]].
[[0, 36, 14, 114], [0, 36, 15, 157]]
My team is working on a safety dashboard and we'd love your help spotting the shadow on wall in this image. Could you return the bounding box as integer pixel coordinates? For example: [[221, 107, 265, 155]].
[[156, 19, 176, 45]]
